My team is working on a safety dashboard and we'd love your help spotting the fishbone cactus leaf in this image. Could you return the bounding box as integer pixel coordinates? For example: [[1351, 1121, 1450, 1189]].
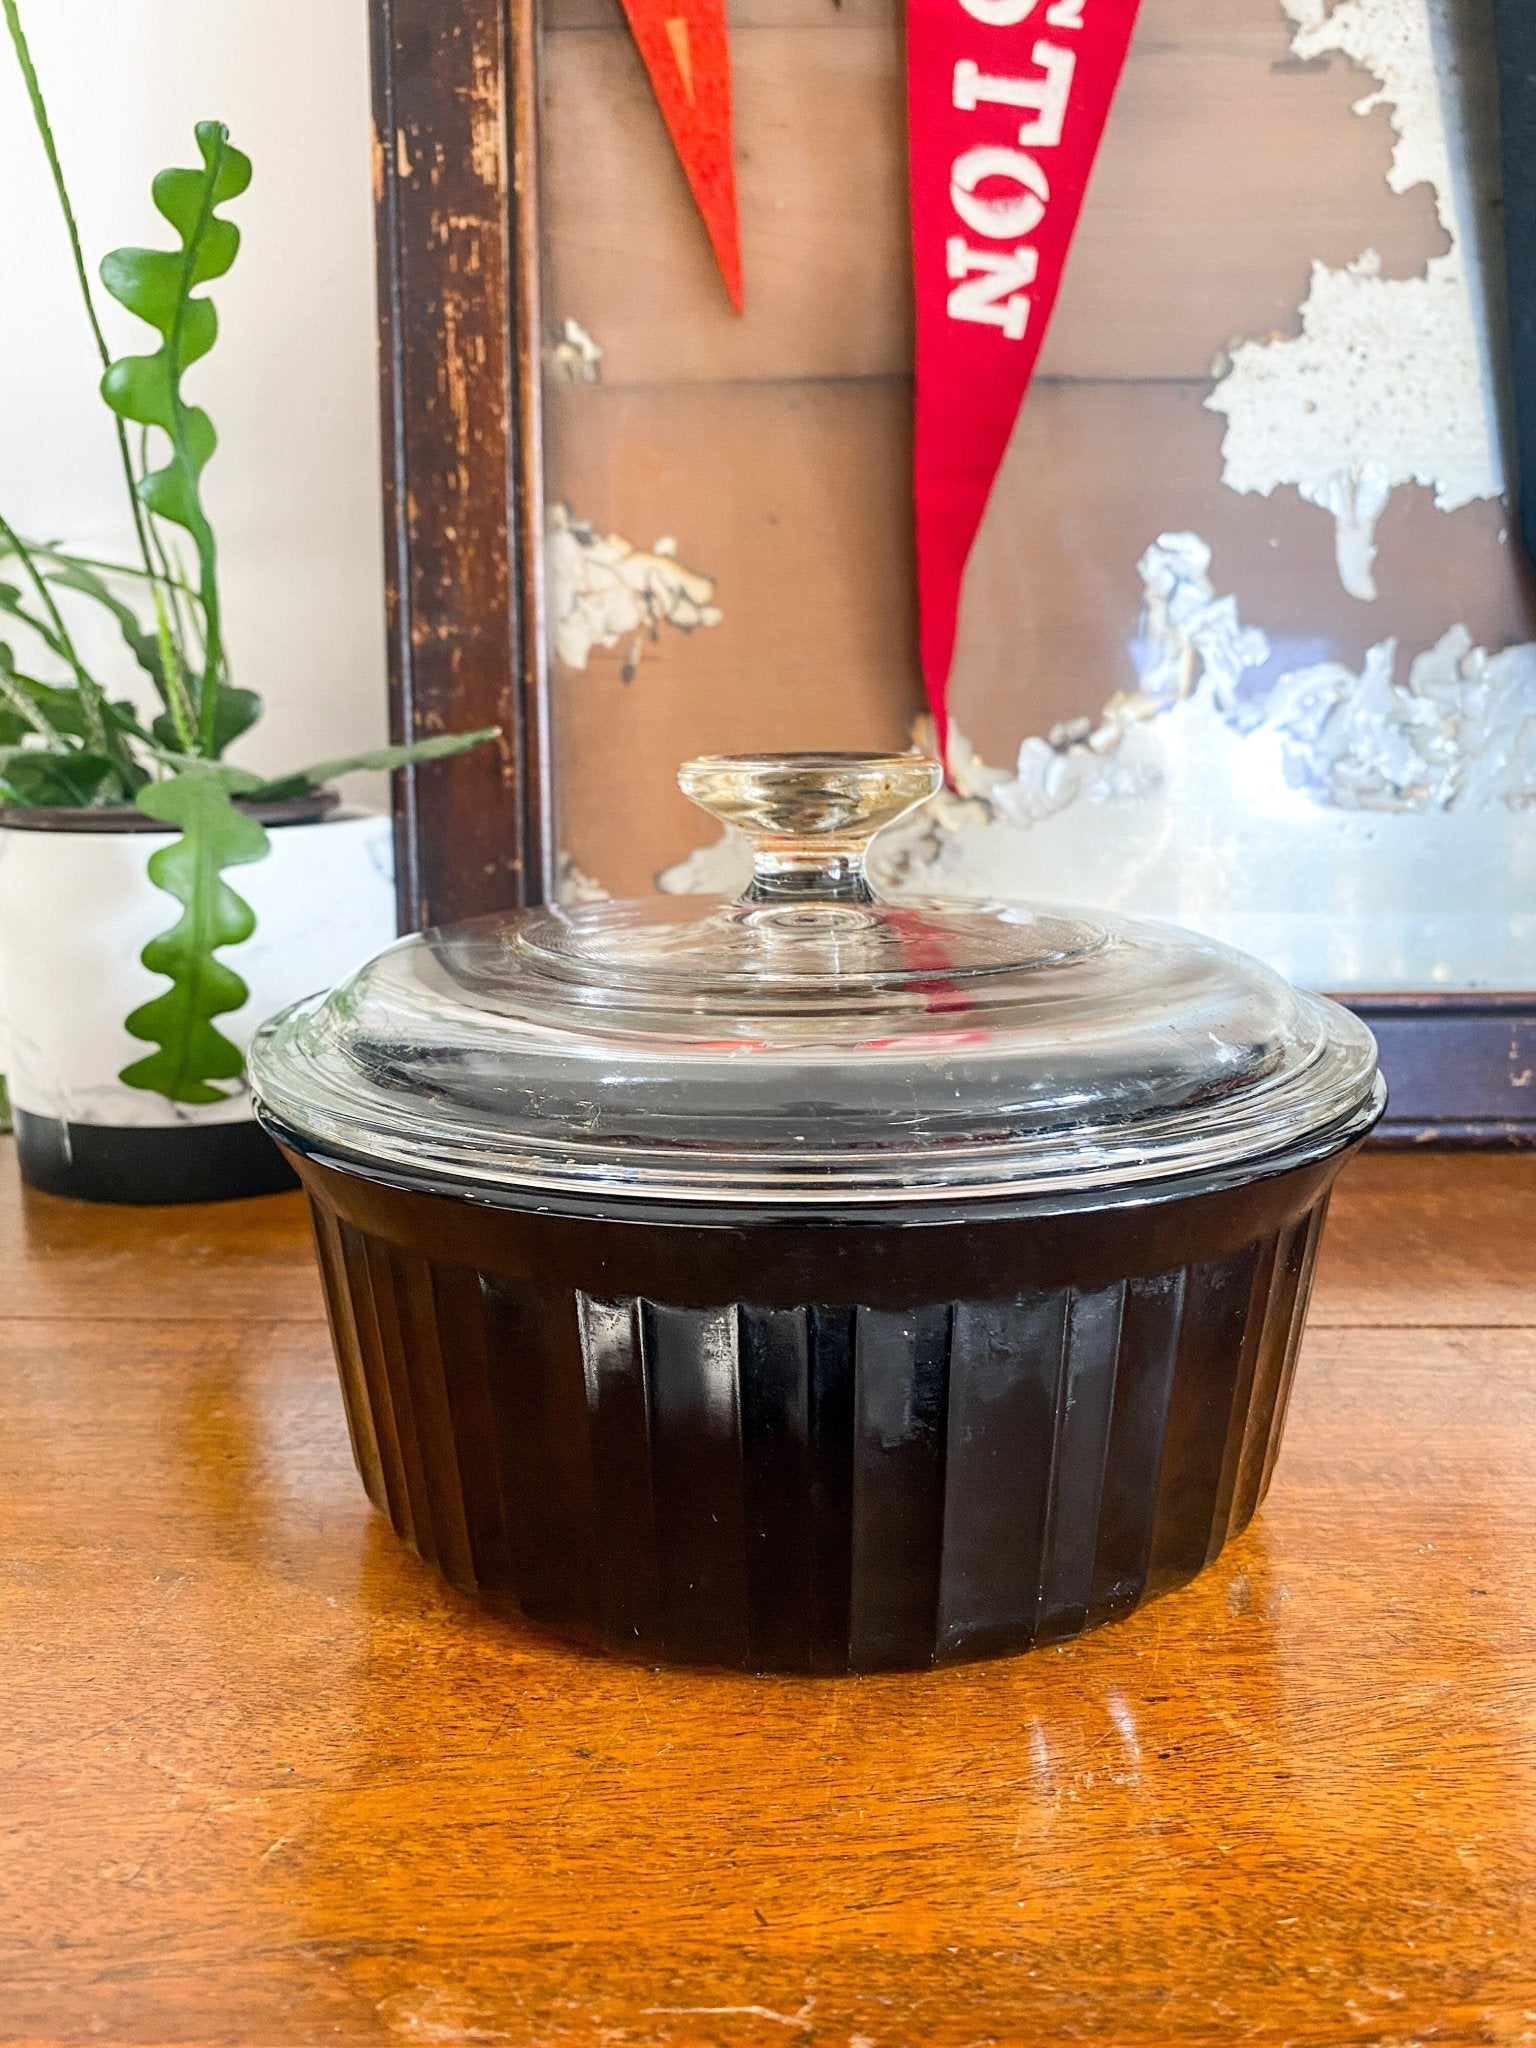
[[98, 122, 250, 754], [98, 122, 249, 534], [119, 768, 269, 1104]]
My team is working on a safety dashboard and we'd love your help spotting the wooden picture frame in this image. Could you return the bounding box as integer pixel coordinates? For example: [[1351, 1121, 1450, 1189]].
[[367, 0, 1536, 1147], [371, 0, 553, 929]]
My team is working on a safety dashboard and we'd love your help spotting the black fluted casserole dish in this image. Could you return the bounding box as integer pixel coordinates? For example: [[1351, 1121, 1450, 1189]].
[[252, 753, 1383, 1671]]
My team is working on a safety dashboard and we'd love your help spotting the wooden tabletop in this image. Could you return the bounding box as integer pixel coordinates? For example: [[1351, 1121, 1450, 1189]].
[[3, 1140, 1534, 2048]]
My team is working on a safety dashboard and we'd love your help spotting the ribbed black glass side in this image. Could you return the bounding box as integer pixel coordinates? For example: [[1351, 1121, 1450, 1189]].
[[312, 1203, 1330, 1671]]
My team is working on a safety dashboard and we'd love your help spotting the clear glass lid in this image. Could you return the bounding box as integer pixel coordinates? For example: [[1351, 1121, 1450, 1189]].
[[251, 753, 1383, 1207]]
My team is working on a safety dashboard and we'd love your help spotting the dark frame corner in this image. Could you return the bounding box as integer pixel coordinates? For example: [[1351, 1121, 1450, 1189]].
[[1347, 994, 1536, 1147]]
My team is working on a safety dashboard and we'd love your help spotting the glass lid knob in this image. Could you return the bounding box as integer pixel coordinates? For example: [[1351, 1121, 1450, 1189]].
[[678, 751, 942, 904]]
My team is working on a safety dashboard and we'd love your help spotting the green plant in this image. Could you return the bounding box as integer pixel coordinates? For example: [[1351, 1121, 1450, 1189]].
[[0, 2, 495, 1102]]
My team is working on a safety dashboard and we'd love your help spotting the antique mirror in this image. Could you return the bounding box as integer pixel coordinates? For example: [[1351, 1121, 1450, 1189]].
[[370, 0, 1536, 1140]]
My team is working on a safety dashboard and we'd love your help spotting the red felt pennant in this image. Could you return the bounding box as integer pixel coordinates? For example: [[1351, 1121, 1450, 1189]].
[[618, 0, 744, 311], [907, 0, 1142, 758]]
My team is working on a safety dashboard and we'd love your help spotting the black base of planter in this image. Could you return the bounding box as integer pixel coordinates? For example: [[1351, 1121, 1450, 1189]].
[[13, 1110, 299, 1205]]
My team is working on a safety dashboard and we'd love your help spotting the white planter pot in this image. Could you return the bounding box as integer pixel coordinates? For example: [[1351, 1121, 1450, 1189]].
[[0, 807, 395, 1202]]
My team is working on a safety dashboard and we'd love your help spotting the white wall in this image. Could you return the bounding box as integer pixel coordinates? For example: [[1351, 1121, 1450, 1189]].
[[0, 0, 387, 800]]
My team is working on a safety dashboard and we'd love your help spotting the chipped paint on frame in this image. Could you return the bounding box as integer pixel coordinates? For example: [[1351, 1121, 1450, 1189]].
[[549, 505, 723, 674], [662, 527, 1536, 987], [550, 318, 604, 382], [1208, 0, 1504, 598]]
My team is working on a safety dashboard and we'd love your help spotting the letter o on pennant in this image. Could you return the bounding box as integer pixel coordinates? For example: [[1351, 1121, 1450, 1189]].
[[957, 0, 1038, 23], [949, 146, 1049, 241]]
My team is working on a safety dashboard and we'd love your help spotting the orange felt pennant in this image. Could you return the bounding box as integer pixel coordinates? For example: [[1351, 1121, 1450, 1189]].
[[617, 0, 744, 311]]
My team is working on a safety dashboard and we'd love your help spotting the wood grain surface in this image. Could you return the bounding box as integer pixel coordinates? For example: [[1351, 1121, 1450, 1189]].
[[2, 1141, 1533, 2047]]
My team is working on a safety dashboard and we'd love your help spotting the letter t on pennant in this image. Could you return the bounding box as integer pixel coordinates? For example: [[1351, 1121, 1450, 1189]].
[[616, 0, 744, 311]]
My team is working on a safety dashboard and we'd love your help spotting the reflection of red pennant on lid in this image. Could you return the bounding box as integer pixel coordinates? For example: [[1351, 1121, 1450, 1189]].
[[908, 0, 1142, 760], [618, 0, 744, 311]]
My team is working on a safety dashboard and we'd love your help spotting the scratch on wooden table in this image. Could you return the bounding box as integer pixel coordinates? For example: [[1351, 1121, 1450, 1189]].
[[646, 2000, 817, 2030]]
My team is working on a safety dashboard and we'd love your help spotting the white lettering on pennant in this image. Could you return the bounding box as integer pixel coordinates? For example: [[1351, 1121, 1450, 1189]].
[[953, 41, 1078, 147], [952, 44, 1076, 149], [945, 238, 1039, 337], [949, 146, 1049, 240], [956, 0, 1040, 24], [1045, 0, 1084, 27]]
